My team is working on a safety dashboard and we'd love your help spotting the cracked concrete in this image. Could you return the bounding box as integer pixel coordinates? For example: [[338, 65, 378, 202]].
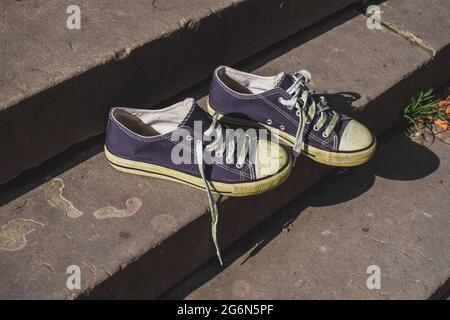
[[380, 21, 436, 57], [379, 0, 450, 55], [363, 1, 439, 57]]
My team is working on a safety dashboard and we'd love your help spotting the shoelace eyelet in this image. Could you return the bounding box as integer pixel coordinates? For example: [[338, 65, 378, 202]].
[[280, 125, 285, 131], [186, 135, 193, 141], [266, 119, 272, 125], [322, 132, 329, 138], [296, 110, 300, 117], [236, 163, 243, 169], [313, 125, 320, 131]]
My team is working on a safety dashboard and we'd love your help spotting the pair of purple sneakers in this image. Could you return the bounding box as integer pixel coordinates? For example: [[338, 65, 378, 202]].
[[105, 66, 376, 264]]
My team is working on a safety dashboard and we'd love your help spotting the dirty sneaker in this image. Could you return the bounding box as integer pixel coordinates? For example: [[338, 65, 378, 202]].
[[105, 98, 292, 264], [207, 66, 377, 167]]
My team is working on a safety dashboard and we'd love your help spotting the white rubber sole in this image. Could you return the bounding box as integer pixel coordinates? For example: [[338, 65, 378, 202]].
[[105, 146, 292, 197]]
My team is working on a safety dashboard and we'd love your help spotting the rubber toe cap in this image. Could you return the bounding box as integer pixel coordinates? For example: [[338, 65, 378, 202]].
[[338, 120, 374, 152]]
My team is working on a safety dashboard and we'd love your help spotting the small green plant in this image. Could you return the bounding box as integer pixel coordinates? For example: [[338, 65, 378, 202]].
[[403, 89, 446, 140]]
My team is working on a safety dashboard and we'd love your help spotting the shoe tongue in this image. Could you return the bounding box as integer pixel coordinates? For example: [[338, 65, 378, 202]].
[[275, 72, 296, 91]]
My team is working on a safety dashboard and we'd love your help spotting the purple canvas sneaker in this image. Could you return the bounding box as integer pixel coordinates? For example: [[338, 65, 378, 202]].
[[105, 98, 291, 264], [207, 66, 377, 167]]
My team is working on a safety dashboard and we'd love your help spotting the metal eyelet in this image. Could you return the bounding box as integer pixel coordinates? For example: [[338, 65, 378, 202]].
[[186, 135, 193, 141], [236, 163, 243, 169], [313, 125, 320, 131], [266, 119, 272, 125], [279, 125, 285, 131], [215, 152, 223, 157], [322, 132, 329, 138], [305, 120, 310, 124], [296, 110, 300, 117]]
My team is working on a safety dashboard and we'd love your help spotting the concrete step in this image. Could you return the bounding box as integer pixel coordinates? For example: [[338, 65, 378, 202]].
[[166, 129, 450, 299], [0, 0, 449, 299], [0, 0, 359, 185]]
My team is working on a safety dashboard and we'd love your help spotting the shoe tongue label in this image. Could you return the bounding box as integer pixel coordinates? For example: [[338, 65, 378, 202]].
[[276, 73, 296, 91]]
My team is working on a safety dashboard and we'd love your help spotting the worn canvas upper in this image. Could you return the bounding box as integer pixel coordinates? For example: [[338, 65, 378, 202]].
[[106, 99, 267, 183], [209, 66, 354, 152]]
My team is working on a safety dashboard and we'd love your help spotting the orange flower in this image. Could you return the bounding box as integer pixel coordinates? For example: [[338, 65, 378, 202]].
[[434, 94, 450, 129]]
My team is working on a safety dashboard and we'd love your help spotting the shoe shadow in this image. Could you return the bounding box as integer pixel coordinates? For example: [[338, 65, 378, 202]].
[[321, 92, 361, 119], [162, 129, 440, 299], [312, 132, 440, 208]]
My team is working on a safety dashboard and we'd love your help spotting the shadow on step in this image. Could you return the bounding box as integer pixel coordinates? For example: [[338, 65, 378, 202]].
[[312, 131, 441, 207], [137, 8, 363, 109], [163, 129, 440, 299], [0, 135, 104, 207]]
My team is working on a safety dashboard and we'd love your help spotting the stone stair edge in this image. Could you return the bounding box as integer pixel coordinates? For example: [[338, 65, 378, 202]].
[[0, 0, 360, 185]]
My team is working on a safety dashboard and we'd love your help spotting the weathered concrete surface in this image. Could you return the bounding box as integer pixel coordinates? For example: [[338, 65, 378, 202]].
[[0, 150, 207, 299], [166, 131, 450, 299], [0, 6, 448, 298], [0, 0, 359, 185], [435, 127, 450, 146], [379, 0, 450, 102], [380, 0, 450, 51], [230, 9, 433, 137]]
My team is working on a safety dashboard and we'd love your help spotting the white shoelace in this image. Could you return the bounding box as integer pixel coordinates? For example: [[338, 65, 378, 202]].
[[279, 70, 339, 164], [195, 115, 250, 265]]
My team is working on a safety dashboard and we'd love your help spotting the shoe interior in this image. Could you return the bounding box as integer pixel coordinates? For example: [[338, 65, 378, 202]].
[[217, 66, 284, 95], [112, 98, 194, 136]]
